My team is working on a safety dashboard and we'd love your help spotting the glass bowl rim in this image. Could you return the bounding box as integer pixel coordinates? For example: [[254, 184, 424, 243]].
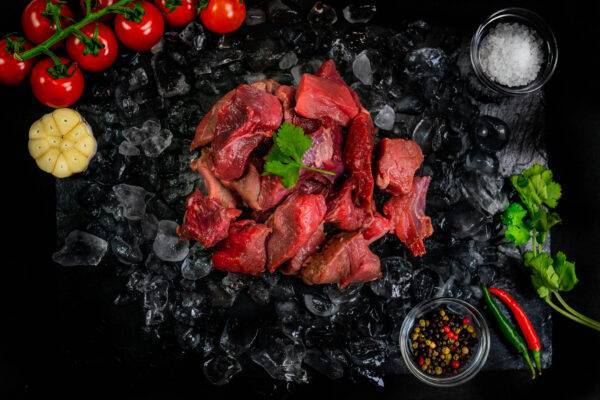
[[399, 297, 491, 387], [469, 7, 559, 95]]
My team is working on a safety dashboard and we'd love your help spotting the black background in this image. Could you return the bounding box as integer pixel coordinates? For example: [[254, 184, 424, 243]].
[[1, 0, 599, 399]]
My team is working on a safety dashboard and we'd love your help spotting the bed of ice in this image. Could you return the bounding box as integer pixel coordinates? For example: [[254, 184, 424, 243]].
[[54, 0, 552, 388]]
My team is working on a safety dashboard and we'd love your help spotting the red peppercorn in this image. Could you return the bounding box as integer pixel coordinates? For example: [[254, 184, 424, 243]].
[[462, 316, 471, 326], [443, 325, 451, 333], [418, 356, 425, 366], [451, 360, 460, 369]]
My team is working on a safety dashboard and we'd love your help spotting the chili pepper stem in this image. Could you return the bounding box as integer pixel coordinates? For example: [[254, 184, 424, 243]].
[[553, 292, 600, 329], [532, 350, 542, 375], [15, 0, 136, 62]]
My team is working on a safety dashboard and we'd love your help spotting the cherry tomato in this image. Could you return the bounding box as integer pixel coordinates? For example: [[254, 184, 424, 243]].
[[154, 0, 198, 27], [66, 23, 119, 72], [0, 36, 34, 86], [22, 0, 75, 45], [30, 57, 85, 108], [114, 2, 165, 51], [79, 0, 117, 21], [199, 0, 245, 34]]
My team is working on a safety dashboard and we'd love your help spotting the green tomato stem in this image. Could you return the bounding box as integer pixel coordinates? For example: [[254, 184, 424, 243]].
[[15, 0, 135, 62], [553, 292, 600, 329], [545, 297, 600, 331]]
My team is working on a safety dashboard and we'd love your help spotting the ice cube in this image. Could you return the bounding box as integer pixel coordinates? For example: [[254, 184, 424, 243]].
[[352, 51, 373, 85], [278, 51, 298, 70], [110, 236, 144, 265], [180, 243, 212, 280], [324, 284, 362, 305], [52, 230, 108, 266], [141, 119, 161, 136], [128, 67, 149, 91], [370, 257, 413, 299], [404, 47, 448, 80], [250, 332, 308, 383], [291, 65, 302, 85], [152, 220, 189, 262], [464, 150, 499, 174], [461, 171, 508, 216], [342, 3, 376, 24], [113, 184, 152, 221], [220, 318, 259, 355], [245, 7, 266, 26], [141, 213, 158, 242], [303, 294, 339, 317], [178, 21, 205, 51], [374, 104, 395, 131], [141, 129, 173, 157], [118, 140, 140, 157], [122, 127, 150, 145], [303, 349, 345, 380], [151, 53, 191, 98], [203, 353, 242, 385]]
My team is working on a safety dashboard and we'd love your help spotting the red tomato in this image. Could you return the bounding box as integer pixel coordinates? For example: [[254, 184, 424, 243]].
[[66, 23, 119, 72], [0, 36, 34, 86], [79, 0, 117, 21], [114, 2, 165, 51], [155, 0, 198, 27], [22, 0, 75, 44], [199, 0, 245, 34], [30, 57, 85, 108]]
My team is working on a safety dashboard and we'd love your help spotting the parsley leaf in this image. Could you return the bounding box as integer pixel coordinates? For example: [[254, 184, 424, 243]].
[[554, 251, 578, 292], [502, 202, 531, 245], [263, 122, 335, 188], [510, 164, 562, 213]]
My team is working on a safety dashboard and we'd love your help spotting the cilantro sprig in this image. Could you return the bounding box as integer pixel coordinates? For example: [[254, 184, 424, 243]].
[[263, 122, 336, 188], [502, 164, 600, 331]]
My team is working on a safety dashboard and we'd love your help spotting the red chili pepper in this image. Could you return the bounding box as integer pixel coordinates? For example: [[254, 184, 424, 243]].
[[489, 287, 542, 374]]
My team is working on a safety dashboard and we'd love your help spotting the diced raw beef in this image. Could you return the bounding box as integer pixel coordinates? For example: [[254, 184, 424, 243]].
[[208, 84, 282, 181], [325, 184, 371, 231], [383, 176, 433, 257], [227, 159, 293, 211], [191, 89, 236, 150], [326, 111, 376, 229], [190, 150, 237, 208], [191, 80, 281, 150], [266, 194, 327, 272], [316, 59, 364, 111], [295, 73, 359, 126], [212, 220, 272, 276], [178, 190, 241, 248], [376, 138, 424, 196], [280, 223, 325, 275], [301, 232, 381, 288], [362, 213, 393, 244]]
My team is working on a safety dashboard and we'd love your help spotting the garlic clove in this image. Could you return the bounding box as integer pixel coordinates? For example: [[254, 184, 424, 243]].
[[52, 154, 71, 178], [36, 148, 60, 173], [52, 108, 81, 134]]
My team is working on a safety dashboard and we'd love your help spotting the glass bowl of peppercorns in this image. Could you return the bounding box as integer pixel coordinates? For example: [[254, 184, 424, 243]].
[[400, 297, 490, 387]]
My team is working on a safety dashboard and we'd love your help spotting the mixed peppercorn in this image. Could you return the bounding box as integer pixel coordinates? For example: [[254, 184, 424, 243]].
[[409, 307, 479, 377]]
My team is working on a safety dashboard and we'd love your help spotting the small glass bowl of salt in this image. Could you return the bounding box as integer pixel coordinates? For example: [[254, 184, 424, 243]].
[[470, 8, 558, 95]]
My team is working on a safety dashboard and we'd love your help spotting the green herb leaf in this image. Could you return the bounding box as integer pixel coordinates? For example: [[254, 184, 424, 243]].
[[524, 251, 560, 295], [511, 164, 562, 213], [502, 202, 531, 245], [263, 122, 335, 189], [273, 122, 312, 163], [554, 251, 578, 292]]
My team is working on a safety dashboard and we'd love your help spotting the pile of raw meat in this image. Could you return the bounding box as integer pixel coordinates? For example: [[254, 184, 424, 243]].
[[178, 60, 432, 287]]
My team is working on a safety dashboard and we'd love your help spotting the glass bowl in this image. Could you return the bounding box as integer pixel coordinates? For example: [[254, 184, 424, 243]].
[[399, 297, 490, 387], [470, 7, 558, 95]]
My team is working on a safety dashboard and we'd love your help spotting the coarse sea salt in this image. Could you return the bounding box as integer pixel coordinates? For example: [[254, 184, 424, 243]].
[[479, 22, 544, 87]]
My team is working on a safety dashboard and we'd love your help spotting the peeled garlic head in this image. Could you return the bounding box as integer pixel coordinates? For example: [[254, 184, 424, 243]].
[[28, 108, 97, 178]]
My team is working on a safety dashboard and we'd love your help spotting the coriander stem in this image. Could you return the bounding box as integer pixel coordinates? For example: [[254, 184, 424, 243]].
[[303, 166, 336, 176], [545, 297, 600, 331], [554, 292, 600, 329], [15, 0, 135, 62]]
